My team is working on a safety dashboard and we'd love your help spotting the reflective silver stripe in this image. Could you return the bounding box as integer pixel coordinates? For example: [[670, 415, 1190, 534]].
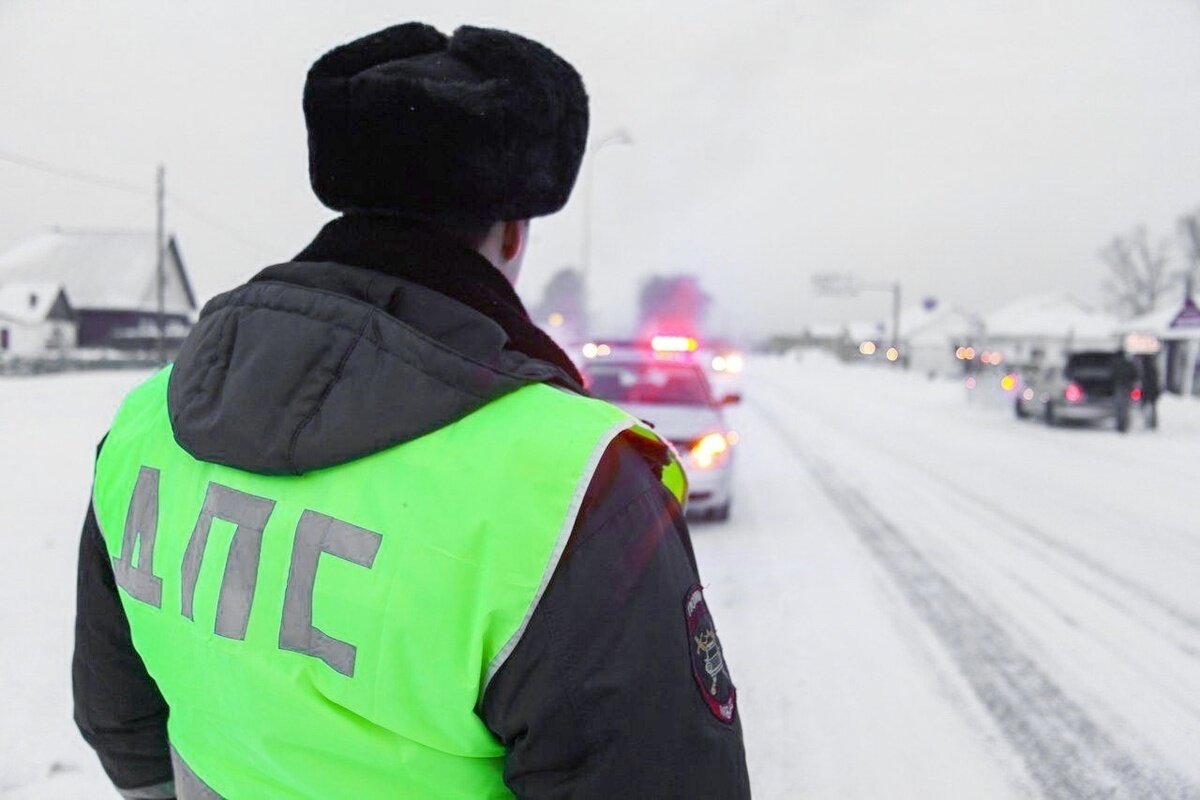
[[478, 419, 635, 704], [119, 780, 176, 799], [279, 510, 383, 677], [112, 466, 164, 608], [180, 482, 276, 639], [170, 747, 223, 799]]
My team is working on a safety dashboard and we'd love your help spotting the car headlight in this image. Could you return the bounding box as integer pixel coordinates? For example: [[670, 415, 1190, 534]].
[[690, 432, 730, 469]]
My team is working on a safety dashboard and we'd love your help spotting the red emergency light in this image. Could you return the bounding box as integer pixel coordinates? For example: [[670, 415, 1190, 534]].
[[651, 335, 699, 353]]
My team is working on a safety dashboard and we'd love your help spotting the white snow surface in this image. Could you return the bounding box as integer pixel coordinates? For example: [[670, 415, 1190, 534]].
[[2, 358, 1199, 799]]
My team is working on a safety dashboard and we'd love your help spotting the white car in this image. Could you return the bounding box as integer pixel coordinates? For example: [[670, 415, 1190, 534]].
[[582, 354, 738, 521]]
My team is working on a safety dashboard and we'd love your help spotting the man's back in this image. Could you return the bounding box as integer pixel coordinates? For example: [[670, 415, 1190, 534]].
[[75, 218, 749, 798]]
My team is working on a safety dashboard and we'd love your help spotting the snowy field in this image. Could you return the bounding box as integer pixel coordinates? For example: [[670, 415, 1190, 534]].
[[3, 357, 1199, 799]]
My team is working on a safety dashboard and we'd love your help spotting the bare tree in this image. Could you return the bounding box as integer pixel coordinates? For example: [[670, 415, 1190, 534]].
[[1099, 226, 1176, 318], [531, 267, 588, 339], [637, 274, 711, 335]]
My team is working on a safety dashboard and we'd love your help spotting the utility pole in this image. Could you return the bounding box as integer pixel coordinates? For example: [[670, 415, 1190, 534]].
[[156, 164, 166, 365], [891, 281, 901, 350], [1183, 213, 1200, 300]]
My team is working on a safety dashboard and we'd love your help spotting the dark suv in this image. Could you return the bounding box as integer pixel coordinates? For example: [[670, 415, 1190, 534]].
[[1014, 351, 1139, 432]]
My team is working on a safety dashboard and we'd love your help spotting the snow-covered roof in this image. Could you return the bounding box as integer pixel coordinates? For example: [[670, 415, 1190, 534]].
[[884, 303, 981, 345], [804, 321, 847, 339], [1120, 296, 1200, 339], [0, 230, 196, 314], [846, 320, 885, 342], [0, 282, 70, 324], [982, 294, 1117, 341]]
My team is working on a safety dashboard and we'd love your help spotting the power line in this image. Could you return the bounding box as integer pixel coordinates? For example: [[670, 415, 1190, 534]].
[[0, 148, 150, 196], [0, 145, 281, 258], [168, 192, 280, 258]]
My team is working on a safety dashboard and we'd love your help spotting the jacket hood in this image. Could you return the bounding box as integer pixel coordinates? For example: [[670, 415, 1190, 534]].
[[168, 218, 583, 476]]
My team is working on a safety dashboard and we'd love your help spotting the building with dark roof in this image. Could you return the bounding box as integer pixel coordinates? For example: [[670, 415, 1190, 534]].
[[0, 229, 196, 351]]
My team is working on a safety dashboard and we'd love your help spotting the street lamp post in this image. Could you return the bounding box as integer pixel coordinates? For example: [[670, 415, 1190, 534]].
[[812, 272, 904, 362], [580, 128, 633, 287]]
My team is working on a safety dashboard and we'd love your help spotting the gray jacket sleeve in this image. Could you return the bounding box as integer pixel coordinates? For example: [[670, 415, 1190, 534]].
[[480, 435, 751, 798], [73, 497, 176, 798]]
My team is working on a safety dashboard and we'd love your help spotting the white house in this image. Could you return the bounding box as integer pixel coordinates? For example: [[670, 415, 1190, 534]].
[[0, 282, 77, 359], [0, 229, 196, 351], [1121, 296, 1200, 396], [980, 294, 1119, 365], [895, 304, 982, 376]]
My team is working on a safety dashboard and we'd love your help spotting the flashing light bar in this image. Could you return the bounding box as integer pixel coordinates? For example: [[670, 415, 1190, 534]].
[[651, 335, 699, 353]]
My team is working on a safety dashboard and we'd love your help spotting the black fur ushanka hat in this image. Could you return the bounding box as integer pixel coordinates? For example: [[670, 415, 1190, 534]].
[[303, 23, 589, 225]]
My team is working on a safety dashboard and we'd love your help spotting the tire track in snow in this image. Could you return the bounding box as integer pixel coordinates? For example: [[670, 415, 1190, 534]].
[[753, 372, 1200, 640], [754, 401, 1200, 800]]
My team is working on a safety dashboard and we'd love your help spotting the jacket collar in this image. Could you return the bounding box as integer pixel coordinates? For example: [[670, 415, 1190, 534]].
[[291, 214, 583, 387]]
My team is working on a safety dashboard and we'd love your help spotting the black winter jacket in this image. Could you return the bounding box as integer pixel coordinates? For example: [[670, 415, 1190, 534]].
[[73, 216, 750, 799]]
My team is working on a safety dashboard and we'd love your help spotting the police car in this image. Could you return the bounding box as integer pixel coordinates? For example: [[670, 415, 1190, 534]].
[[579, 337, 739, 522]]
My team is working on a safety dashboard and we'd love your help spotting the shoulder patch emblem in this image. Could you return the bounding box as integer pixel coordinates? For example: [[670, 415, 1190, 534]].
[[684, 584, 736, 723]]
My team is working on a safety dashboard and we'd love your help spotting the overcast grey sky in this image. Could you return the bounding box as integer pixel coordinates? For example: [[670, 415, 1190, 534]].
[[2, 0, 1199, 337]]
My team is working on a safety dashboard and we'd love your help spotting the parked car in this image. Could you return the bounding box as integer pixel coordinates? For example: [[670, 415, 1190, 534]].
[[1014, 351, 1140, 431], [582, 353, 738, 521]]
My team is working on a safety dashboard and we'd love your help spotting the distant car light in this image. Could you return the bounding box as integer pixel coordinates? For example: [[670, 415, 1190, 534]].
[[965, 376, 977, 389], [1022, 388, 1035, 401], [547, 312, 565, 328], [582, 342, 599, 359], [1125, 333, 1161, 355], [1064, 382, 1085, 404], [859, 341, 877, 356], [1000, 373, 1017, 391], [691, 432, 729, 469], [1130, 386, 1143, 402], [596, 343, 612, 357], [885, 347, 900, 362], [726, 430, 740, 446], [712, 352, 745, 373], [652, 335, 698, 353]]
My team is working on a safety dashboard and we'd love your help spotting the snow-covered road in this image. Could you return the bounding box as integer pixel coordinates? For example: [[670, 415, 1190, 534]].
[[2, 358, 1199, 798], [697, 354, 1200, 799]]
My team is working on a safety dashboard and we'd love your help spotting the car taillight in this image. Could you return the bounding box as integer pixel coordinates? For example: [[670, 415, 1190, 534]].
[[691, 432, 729, 469], [1130, 386, 1143, 402], [1064, 382, 1085, 403]]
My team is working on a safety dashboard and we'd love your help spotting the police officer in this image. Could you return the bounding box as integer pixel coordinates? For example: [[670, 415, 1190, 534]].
[[72, 22, 749, 799]]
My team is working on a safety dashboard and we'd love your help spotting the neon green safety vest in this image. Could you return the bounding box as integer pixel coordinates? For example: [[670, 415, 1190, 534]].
[[93, 367, 686, 799]]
